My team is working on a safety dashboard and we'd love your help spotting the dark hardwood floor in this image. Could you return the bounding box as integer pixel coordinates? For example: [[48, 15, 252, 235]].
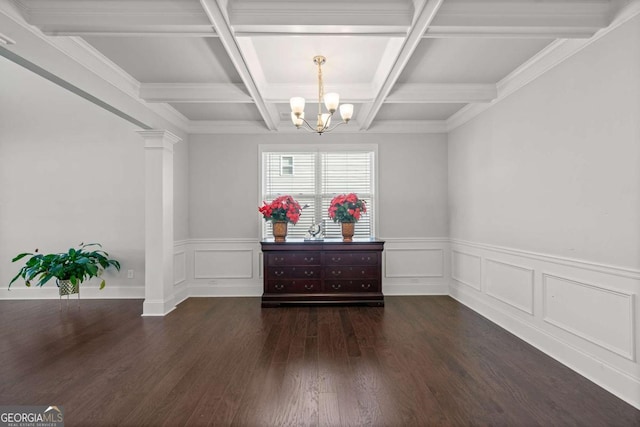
[[0, 296, 638, 426]]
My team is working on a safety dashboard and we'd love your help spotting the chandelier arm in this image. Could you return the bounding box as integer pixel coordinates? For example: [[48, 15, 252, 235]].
[[296, 117, 318, 132], [318, 119, 348, 134]]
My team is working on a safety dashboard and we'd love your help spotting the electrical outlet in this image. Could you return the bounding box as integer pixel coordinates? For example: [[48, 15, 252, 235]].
[[127, 269, 134, 279]]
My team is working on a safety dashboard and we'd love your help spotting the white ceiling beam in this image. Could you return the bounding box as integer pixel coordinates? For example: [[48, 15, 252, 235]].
[[359, 0, 445, 130], [0, 32, 15, 44], [425, 0, 611, 39], [199, 0, 278, 130], [140, 83, 253, 103], [262, 83, 373, 104], [386, 84, 497, 104], [15, 0, 216, 37], [228, 0, 411, 34], [0, 2, 188, 136]]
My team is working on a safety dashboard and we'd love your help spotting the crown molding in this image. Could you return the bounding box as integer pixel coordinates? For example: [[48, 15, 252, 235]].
[[140, 83, 253, 103], [387, 83, 497, 104], [0, 32, 15, 44], [367, 119, 447, 134], [447, 0, 640, 132], [188, 120, 271, 134]]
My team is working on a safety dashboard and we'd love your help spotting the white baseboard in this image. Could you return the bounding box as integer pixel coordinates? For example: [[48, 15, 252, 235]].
[[383, 282, 448, 295], [0, 286, 144, 300], [450, 283, 640, 410], [449, 239, 640, 410]]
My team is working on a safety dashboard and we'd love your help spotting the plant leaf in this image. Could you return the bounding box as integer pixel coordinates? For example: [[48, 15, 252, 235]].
[[11, 252, 33, 262], [99, 279, 106, 290]]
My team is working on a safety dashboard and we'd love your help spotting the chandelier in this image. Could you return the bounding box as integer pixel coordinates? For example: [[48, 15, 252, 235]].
[[290, 56, 354, 135]]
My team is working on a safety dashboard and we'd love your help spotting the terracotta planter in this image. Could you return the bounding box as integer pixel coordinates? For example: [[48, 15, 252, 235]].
[[341, 222, 355, 242], [273, 221, 288, 242]]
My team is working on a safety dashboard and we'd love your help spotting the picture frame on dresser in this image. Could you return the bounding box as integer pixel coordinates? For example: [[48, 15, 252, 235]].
[[260, 238, 384, 307]]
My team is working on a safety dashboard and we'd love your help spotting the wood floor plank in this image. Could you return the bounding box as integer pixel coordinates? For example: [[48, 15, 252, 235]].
[[0, 296, 638, 426]]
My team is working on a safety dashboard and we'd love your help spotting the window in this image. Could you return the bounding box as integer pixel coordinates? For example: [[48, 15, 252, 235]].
[[280, 155, 294, 176], [261, 146, 376, 239]]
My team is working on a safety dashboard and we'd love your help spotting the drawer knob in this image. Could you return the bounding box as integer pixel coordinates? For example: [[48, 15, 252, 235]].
[[275, 283, 284, 290], [361, 283, 371, 290], [304, 257, 314, 262], [276, 257, 284, 262], [304, 284, 314, 290], [304, 271, 314, 277], [331, 270, 342, 276], [362, 256, 371, 261], [275, 271, 285, 277], [331, 283, 342, 290], [331, 256, 341, 262]]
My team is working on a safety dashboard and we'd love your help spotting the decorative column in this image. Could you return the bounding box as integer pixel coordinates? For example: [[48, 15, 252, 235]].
[[137, 130, 181, 316]]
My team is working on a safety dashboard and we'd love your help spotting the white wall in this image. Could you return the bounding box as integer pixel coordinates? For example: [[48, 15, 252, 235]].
[[0, 57, 145, 298], [449, 17, 640, 269], [183, 132, 450, 297], [448, 15, 640, 408], [189, 132, 449, 239]]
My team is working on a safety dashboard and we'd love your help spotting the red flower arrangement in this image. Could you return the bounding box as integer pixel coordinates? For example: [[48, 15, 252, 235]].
[[258, 195, 302, 224], [328, 193, 367, 223]]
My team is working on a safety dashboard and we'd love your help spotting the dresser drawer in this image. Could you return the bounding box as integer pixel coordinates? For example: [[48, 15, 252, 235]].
[[324, 280, 380, 293], [267, 267, 321, 279], [325, 251, 378, 266], [325, 266, 378, 279], [267, 280, 321, 293], [266, 252, 321, 266]]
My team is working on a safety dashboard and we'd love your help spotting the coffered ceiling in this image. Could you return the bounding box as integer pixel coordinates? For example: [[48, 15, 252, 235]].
[[0, 0, 626, 134]]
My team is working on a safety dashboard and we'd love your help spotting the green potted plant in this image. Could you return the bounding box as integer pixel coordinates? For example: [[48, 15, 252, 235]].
[[9, 243, 121, 295]]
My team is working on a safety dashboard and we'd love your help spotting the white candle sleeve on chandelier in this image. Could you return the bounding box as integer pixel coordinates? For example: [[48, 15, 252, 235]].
[[324, 93, 339, 113], [340, 104, 354, 122], [290, 97, 305, 115], [291, 112, 304, 127]]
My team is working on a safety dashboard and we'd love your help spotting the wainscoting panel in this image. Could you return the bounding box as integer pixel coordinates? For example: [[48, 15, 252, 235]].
[[451, 250, 482, 291], [543, 274, 635, 360], [485, 258, 534, 315], [194, 249, 253, 279], [185, 239, 263, 297], [385, 248, 443, 278], [449, 239, 640, 410], [381, 238, 449, 295]]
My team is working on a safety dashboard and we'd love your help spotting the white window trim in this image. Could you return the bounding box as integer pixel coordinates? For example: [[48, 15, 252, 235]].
[[258, 144, 379, 240]]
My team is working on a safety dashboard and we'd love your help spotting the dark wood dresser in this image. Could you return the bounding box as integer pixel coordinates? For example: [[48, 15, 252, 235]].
[[261, 239, 384, 307]]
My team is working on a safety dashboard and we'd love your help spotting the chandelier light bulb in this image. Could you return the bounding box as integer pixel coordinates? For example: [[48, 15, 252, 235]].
[[340, 104, 354, 122], [290, 97, 305, 115], [324, 93, 339, 113], [291, 112, 304, 127]]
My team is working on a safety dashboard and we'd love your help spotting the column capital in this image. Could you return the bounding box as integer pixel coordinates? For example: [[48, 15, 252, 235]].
[[136, 129, 182, 150]]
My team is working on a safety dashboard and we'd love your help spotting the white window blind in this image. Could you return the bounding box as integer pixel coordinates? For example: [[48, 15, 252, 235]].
[[262, 149, 375, 239]]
